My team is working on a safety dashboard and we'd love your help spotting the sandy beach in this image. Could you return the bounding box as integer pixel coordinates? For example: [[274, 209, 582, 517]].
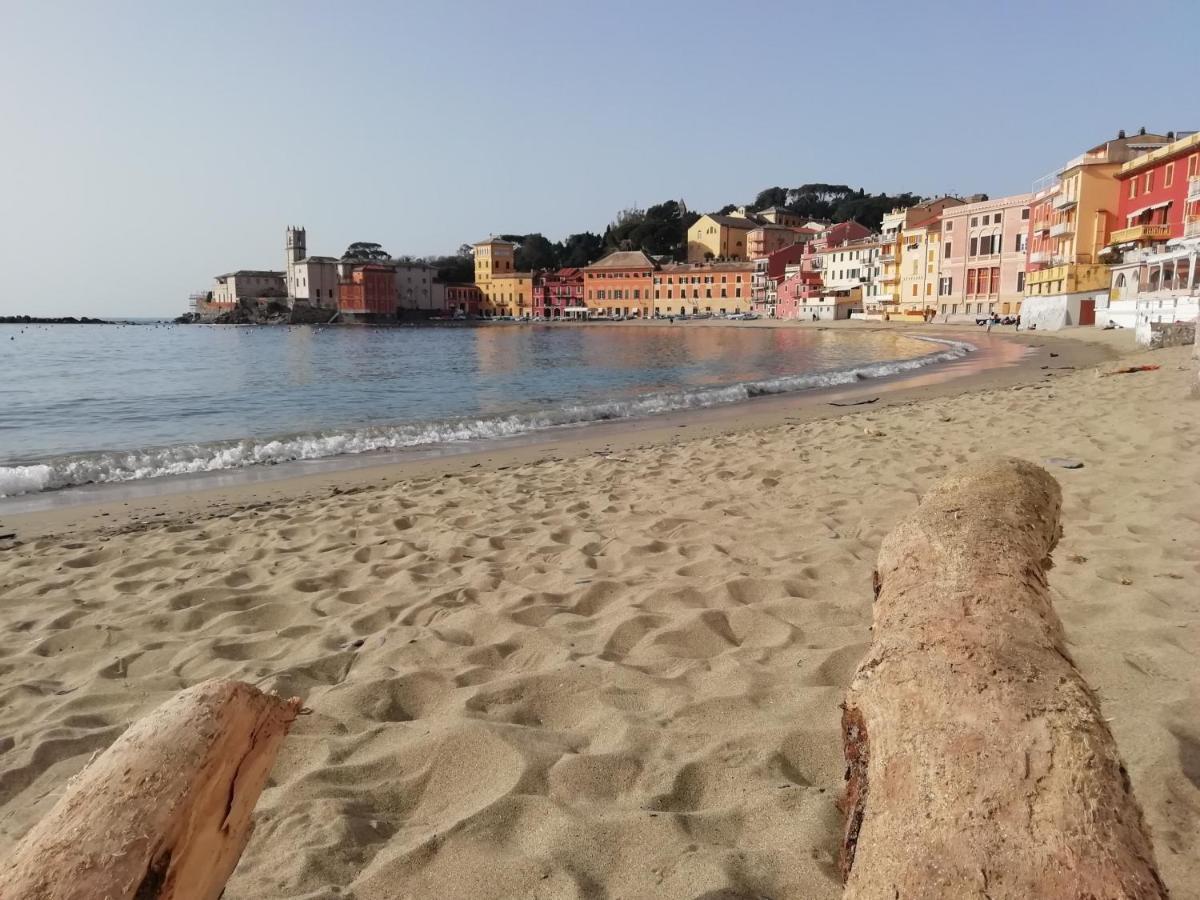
[[0, 324, 1196, 899]]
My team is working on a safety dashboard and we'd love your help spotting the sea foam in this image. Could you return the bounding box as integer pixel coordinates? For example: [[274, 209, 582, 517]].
[[0, 337, 973, 497]]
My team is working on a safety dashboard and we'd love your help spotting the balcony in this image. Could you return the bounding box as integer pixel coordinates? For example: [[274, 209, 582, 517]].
[[1189, 176, 1200, 202], [1110, 223, 1171, 245], [1028, 250, 1049, 265], [1049, 221, 1075, 238], [1185, 217, 1200, 238], [1052, 193, 1078, 211], [877, 273, 899, 284], [810, 258, 823, 269], [878, 251, 896, 262]]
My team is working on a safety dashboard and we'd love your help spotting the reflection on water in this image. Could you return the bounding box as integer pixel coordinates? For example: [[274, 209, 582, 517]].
[[0, 323, 981, 499]]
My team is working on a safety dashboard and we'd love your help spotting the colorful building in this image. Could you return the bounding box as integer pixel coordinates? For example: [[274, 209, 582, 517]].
[[686, 213, 760, 262], [873, 209, 906, 313], [937, 193, 1032, 320], [583, 250, 657, 318], [746, 223, 813, 259], [1022, 128, 1171, 330], [751, 243, 809, 316], [820, 235, 881, 302], [472, 238, 536, 317], [899, 216, 941, 316], [774, 265, 823, 319], [338, 264, 396, 319], [652, 261, 753, 317], [533, 268, 585, 319], [443, 283, 483, 317], [1108, 131, 1200, 250]]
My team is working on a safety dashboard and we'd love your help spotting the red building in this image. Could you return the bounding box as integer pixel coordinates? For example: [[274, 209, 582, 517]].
[[774, 268, 823, 319], [533, 268, 584, 319], [1112, 131, 1200, 248], [339, 265, 396, 319], [444, 283, 483, 317]]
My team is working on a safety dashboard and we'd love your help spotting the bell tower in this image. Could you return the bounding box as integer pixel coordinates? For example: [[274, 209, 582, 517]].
[[286, 226, 307, 299]]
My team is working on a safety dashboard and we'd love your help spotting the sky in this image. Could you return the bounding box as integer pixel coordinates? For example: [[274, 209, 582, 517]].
[[1, 0, 1197, 317]]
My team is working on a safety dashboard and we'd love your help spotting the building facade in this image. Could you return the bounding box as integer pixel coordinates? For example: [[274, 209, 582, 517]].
[[750, 243, 808, 316], [1022, 129, 1171, 329], [899, 218, 941, 316], [937, 193, 1032, 320], [652, 261, 753, 316], [443, 283, 483, 317], [533, 268, 584, 319], [583, 250, 657, 318], [393, 262, 439, 313], [338, 265, 396, 319], [686, 213, 760, 262], [211, 270, 287, 310]]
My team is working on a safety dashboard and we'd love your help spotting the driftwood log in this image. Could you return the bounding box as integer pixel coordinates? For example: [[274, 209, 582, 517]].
[[840, 458, 1166, 899], [2, 680, 301, 900]]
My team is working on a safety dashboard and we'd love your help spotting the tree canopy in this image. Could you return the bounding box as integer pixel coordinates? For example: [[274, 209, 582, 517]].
[[750, 184, 923, 230], [341, 241, 391, 262]]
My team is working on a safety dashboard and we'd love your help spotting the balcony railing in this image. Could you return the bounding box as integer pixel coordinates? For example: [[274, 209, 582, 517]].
[[1110, 223, 1172, 244], [1188, 176, 1200, 202], [810, 258, 823, 269], [878, 252, 896, 262], [877, 273, 899, 284], [1185, 218, 1200, 238], [1028, 250, 1049, 265], [1052, 193, 1078, 211], [1049, 221, 1075, 238]]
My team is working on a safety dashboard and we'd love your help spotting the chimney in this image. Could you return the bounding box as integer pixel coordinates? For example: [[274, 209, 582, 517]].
[[1138, 126, 1146, 136], [1167, 131, 1175, 140], [1117, 129, 1126, 139]]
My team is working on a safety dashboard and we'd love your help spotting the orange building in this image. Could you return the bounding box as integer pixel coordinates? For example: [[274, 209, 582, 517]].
[[746, 224, 816, 259], [652, 261, 754, 316], [338, 265, 395, 319], [583, 250, 658, 318]]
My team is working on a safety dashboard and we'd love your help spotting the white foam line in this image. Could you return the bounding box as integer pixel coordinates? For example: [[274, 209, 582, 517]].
[[0, 339, 974, 497]]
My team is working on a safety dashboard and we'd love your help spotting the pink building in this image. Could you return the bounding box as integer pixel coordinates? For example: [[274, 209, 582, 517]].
[[937, 193, 1032, 320], [751, 242, 809, 314], [774, 267, 824, 319], [533, 268, 584, 318]]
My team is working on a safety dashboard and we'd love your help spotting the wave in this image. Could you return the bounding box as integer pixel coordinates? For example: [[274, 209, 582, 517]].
[[0, 337, 973, 498]]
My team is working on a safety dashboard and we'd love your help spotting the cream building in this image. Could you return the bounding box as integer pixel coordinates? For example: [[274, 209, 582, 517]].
[[392, 261, 439, 312]]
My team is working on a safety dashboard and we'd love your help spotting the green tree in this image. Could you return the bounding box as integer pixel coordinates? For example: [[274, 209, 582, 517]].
[[341, 241, 391, 262], [558, 232, 604, 268]]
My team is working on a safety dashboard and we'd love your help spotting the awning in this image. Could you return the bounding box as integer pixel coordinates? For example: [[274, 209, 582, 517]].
[[1126, 200, 1171, 220], [564, 306, 589, 313]]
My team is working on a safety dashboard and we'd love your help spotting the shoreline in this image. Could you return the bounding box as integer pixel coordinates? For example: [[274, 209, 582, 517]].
[[1, 325, 1113, 540]]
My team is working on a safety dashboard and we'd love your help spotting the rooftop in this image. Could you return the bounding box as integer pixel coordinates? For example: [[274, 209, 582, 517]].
[[585, 250, 659, 270]]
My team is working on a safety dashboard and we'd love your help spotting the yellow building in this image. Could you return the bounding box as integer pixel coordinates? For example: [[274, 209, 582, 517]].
[[875, 209, 906, 310], [898, 218, 940, 315], [1023, 129, 1170, 329], [652, 261, 754, 316], [686, 213, 759, 262], [473, 238, 533, 317]]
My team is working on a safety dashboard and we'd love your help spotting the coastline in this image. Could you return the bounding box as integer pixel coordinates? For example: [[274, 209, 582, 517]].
[[2, 323, 1109, 538]]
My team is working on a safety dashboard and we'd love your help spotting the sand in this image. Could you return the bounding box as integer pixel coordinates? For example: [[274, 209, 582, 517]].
[[0, 326, 1196, 899]]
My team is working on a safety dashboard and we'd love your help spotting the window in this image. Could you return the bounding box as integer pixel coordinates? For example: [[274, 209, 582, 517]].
[[1189, 154, 1199, 178], [970, 237, 979, 257], [911, 284, 918, 296], [970, 217, 978, 227], [945, 221, 953, 231], [1015, 233, 1027, 253], [1165, 163, 1174, 188], [966, 269, 977, 295], [944, 242, 952, 258], [1016, 271, 1025, 292], [1129, 179, 1138, 199], [1021, 208, 1030, 220], [1144, 171, 1153, 193]]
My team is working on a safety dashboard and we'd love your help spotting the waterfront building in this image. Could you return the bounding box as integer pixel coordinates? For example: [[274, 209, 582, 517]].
[[899, 216, 941, 317], [284, 227, 339, 309], [210, 270, 287, 311], [393, 261, 439, 313], [774, 265, 823, 319], [1098, 131, 1200, 336], [338, 265, 396, 319], [583, 250, 658, 318], [652, 261, 754, 317], [533, 268, 585, 319], [873, 209, 907, 314], [1022, 128, 1172, 330], [751, 243, 809, 316], [820, 235, 881, 310], [686, 213, 761, 262], [936, 193, 1032, 320], [472, 238, 535, 317], [443, 283, 483, 317]]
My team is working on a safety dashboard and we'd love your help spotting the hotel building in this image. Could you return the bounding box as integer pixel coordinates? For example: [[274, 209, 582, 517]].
[[652, 261, 753, 317], [937, 193, 1032, 320], [583, 250, 657, 318]]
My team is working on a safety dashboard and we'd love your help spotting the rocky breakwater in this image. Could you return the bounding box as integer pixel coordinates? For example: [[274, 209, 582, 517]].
[[1, 315, 114, 324]]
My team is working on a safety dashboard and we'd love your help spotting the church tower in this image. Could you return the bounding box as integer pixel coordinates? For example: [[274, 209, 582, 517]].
[[286, 226, 306, 299]]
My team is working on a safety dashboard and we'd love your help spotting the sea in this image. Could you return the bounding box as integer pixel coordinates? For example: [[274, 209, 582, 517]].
[[0, 322, 973, 499]]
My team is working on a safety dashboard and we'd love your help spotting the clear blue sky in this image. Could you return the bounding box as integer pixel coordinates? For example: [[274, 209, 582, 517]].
[[1, 0, 1196, 316]]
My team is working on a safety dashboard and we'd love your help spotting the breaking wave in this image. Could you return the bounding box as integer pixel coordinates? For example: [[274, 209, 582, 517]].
[[0, 337, 973, 498]]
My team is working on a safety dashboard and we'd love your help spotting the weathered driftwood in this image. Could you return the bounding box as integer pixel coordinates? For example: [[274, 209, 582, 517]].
[[840, 458, 1166, 899], [2, 680, 301, 900]]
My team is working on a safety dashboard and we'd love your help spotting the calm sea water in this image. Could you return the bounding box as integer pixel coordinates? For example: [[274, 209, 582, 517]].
[[0, 323, 970, 497]]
